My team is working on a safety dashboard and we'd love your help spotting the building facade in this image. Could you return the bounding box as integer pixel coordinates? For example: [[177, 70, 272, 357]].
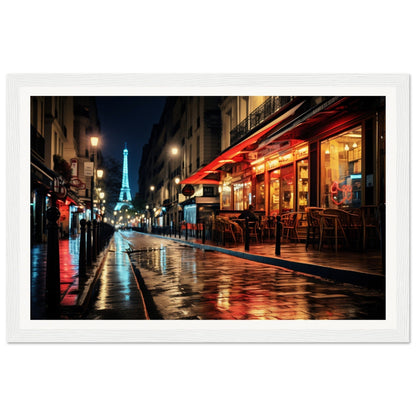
[[183, 96, 385, 219], [30, 96, 102, 244], [138, 97, 222, 231]]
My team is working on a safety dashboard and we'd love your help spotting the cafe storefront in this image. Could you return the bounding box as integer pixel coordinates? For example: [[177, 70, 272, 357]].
[[181, 96, 385, 218]]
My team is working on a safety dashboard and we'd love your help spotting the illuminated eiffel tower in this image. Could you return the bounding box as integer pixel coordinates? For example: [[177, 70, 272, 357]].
[[114, 143, 134, 211]]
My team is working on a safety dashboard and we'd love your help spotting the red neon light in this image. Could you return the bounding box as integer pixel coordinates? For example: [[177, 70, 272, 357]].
[[330, 181, 352, 206]]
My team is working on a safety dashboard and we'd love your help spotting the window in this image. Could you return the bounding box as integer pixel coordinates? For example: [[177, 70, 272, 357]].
[[320, 126, 362, 208], [280, 165, 294, 213], [297, 159, 309, 212], [269, 169, 280, 215], [234, 180, 252, 210], [221, 184, 232, 209], [203, 186, 214, 197], [255, 174, 265, 210]]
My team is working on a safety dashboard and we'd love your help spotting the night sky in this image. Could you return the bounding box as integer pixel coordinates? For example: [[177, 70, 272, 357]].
[[95, 97, 166, 197]]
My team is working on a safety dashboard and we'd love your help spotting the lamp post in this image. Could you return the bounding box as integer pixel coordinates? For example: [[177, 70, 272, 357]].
[[90, 136, 99, 221], [171, 146, 183, 228]]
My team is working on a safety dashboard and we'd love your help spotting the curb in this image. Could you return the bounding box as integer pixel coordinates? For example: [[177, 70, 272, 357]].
[[60, 240, 112, 318], [136, 232, 385, 290]]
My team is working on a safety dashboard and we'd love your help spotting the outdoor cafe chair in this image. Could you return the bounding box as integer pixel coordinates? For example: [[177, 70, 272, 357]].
[[260, 216, 275, 241], [318, 210, 349, 252], [305, 207, 323, 250], [281, 212, 298, 242], [216, 217, 237, 246]]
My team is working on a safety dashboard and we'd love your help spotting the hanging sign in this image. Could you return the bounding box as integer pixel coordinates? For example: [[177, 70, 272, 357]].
[[70, 158, 78, 177], [84, 161, 94, 177], [182, 184, 195, 197]]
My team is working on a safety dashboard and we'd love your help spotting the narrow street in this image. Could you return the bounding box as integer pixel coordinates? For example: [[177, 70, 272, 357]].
[[85, 230, 385, 320], [85, 232, 147, 319]]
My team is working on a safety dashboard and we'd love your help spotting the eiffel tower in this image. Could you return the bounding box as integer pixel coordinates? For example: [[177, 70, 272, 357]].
[[114, 143, 134, 211]]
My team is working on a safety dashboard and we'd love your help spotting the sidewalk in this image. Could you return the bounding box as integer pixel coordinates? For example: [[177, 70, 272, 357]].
[[31, 234, 148, 319], [142, 232, 385, 290]]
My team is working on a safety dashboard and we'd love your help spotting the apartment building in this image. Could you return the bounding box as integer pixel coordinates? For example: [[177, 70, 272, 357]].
[[138, 96, 222, 230], [30, 96, 101, 243]]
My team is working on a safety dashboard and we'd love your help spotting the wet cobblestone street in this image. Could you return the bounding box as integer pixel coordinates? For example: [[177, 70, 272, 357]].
[[122, 231, 385, 320]]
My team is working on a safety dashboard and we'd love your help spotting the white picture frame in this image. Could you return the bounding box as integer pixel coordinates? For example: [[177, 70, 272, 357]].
[[6, 73, 410, 343]]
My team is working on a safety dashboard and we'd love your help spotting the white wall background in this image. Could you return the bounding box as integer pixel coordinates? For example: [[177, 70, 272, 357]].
[[1, 1, 414, 415]]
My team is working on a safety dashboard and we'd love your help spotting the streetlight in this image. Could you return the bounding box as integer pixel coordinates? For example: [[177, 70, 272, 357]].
[[90, 136, 99, 220]]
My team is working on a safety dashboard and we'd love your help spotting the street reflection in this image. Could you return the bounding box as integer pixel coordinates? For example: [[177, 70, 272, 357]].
[[123, 232, 385, 320]]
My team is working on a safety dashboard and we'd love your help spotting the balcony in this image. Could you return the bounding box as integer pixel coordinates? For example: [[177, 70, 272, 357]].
[[230, 96, 292, 145]]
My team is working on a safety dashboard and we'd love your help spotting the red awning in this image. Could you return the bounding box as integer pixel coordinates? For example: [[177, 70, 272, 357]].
[[181, 100, 305, 185], [181, 96, 359, 185]]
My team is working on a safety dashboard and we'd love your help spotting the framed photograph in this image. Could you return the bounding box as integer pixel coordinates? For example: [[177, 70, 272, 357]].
[[6, 73, 409, 342]]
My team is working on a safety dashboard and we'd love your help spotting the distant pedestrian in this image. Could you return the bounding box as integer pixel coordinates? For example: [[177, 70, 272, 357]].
[[238, 205, 258, 221]]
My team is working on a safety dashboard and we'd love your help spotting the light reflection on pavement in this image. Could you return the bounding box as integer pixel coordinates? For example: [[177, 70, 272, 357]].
[[121, 231, 385, 320]]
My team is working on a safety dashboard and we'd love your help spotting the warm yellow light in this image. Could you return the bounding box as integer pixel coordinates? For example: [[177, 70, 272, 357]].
[[99, 192, 105, 199], [171, 147, 179, 155], [150, 185, 155, 191], [174, 177, 180, 184], [145, 205, 149, 210], [97, 169, 104, 179], [90, 136, 99, 147]]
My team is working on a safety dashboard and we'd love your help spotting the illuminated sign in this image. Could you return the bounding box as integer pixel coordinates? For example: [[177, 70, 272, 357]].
[[182, 184, 195, 196], [330, 181, 352, 205]]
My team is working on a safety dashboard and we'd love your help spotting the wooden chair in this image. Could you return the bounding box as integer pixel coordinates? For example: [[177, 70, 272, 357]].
[[305, 207, 323, 250], [229, 220, 244, 243], [281, 212, 298, 242], [217, 217, 237, 246], [319, 210, 349, 252], [294, 212, 308, 243], [260, 216, 275, 241]]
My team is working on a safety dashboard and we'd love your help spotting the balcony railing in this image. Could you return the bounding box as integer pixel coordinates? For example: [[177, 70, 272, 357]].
[[230, 96, 292, 145]]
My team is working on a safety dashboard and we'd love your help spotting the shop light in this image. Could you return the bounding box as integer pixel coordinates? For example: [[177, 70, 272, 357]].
[[352, 142, 358, 148], [325, 149, 330, 155], [250, 157, 265, 166], [345, 144, 350, 151]]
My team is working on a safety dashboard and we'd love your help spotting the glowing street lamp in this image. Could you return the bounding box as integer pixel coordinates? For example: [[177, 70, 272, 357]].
[[90, 136, 99, 220]]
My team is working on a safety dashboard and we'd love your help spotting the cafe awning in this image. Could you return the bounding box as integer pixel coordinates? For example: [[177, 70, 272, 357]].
[[181, 100, 306, 185], [181, 96, 355, 185]]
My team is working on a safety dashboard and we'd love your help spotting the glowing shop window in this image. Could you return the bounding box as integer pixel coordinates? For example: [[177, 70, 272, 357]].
[[320, 126, 362, 208]]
